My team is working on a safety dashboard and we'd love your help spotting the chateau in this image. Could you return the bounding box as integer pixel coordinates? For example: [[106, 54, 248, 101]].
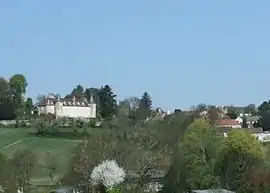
[[37, 93, 96, 119]]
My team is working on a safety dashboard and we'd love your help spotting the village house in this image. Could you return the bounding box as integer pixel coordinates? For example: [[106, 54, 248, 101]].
[[235, 115, 261, 128], [218, 119, 241, 128], [218, 127, 263, 136], [37, 93, 96, 119]]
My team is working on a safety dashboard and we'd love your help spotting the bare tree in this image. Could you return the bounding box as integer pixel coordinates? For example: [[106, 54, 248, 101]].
[[43, 152, 57, 186], [11, 150, 36, 191]]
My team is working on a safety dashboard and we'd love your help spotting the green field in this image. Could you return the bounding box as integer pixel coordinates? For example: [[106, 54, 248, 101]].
[[0, 128, 82, 185]]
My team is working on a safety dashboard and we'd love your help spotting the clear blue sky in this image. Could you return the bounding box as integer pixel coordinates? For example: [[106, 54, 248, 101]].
[[1, 0, 270, 110]]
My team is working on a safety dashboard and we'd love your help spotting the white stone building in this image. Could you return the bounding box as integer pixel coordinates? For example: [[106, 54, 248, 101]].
[[37, 93, 96, 119]]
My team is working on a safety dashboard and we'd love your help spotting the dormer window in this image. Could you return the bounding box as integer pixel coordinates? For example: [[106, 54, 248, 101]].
[[73, 102, 76, 105], [63, 101, 66, 105], [76, 102, 80, 106], [68, 101, 72, 105]]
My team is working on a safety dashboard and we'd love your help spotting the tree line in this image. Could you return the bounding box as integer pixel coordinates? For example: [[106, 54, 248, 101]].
[[0, 74, 153, 125], [3, 73, 270, 131]]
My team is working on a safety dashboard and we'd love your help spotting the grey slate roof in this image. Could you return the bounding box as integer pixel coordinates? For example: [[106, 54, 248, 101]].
[[38, 94, 92, 107], [218, 127, 263, 134], [246, 116, 261, 122]]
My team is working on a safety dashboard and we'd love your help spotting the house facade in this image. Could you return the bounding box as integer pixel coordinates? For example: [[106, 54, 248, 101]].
[[37, 93, 96, 119], [218, 119, 241, 128], [235, 116, 261, 128]]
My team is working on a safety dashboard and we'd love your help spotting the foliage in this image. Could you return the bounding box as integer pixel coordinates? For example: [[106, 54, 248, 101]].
[[84, 87, 100, 102], [164, 119, 221, 192], [215, 130, 264, 192], [135, 92, 152, 121], [0, 77, 9, 102], [107, 187, 122, 193], [25, 97, 33, 116], [183, 119, 221, 189], [207, 106, 222, 124], [257, 101, 270, 130], [0, 101, 15, 120], [0, 74, 29, 122], [9, 74, 28, 120], [162, 146, 189, 193], [226, 109, 238, 119], [244, 104, 257, 115], [258, 101, 270, 115], [61, 112, 194, 191], [3, 73, 270, 193], [9, 74, 27, 97], [98, 85, 117, 119], [241, 116, 248, 128], [66, 84, 84, 99], [36, 94, 46, 105]]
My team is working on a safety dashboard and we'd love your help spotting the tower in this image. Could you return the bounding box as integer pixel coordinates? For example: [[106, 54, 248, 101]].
[[54, 93, 62, 119], [90, 93, 94, 103], [89, 94, 96, 118]]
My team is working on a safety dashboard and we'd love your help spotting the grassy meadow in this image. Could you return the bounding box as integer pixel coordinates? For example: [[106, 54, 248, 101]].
[[0, 127, 82, 185]]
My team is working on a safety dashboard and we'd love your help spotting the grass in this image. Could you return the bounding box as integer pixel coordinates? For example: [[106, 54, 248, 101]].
[[0, 127, 82, 185]]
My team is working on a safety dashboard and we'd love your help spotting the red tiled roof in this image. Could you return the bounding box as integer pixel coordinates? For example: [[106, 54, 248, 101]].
[[218, 119, 240, 126]]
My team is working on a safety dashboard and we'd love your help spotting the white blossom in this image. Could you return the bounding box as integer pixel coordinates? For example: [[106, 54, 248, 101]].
[[90, 160, 126, 189], [17, 188, 23, 193], [144, 182, 163, 192], [0, 185, 4, 193]]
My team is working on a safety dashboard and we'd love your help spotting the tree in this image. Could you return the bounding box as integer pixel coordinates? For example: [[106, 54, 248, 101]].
[[244, 104, 257, 115], [215, 130, 264, 192], [226, 110, 238, 119], [45, 152, 57, 186], [9, 74, 27, 102], [242, 116, 248, 128], [11, 150, 36, 191], [196, 103, 207, 112], [36, 94, 46, 105], [139, 92, 152, 110], [118, 97, 140, 126], [136, 92, 152, 121], [258, 101, 270, 116], [207, 106, 222, 124], [126, 97, 139, 110], [66, 85, 84, 99], [163, 119, 221, 192], [8, 74, 28, 122], [98, 85, 117, 119], [163, 146, 189, 193], [0, 77, 9, 102], [0, 77, 15, 120], [84, 87, 100, 103], [183, 119, 221, 189], [25, 97, 33, 116], [0, 101, 15, 120], [257, 101, 270, 130]]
